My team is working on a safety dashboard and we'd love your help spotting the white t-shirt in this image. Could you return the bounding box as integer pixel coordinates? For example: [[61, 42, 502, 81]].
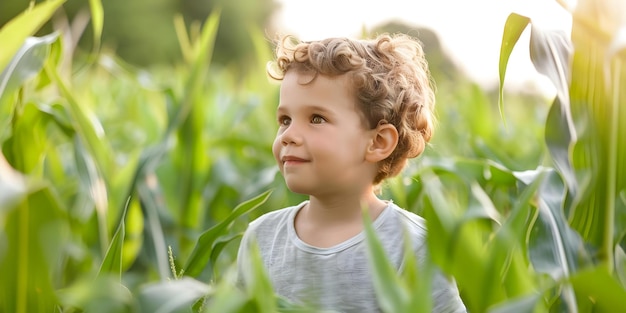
[[237, 201, 467, 313]]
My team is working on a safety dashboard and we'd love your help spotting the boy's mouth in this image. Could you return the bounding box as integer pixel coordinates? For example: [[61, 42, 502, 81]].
[[281, 155, 309, 166]]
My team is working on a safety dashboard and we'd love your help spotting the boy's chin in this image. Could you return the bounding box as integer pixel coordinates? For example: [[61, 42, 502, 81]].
[[284, 181, 312, 196]]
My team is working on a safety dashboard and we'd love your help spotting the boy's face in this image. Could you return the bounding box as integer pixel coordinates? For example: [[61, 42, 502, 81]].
[[272, 71, 378, 197]]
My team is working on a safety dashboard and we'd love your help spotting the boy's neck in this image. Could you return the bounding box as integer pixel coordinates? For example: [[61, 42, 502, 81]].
[[293, 190, 388, 248], [306, 192, 386, 223]]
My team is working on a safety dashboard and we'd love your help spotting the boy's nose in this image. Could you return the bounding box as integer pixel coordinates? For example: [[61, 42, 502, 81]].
[[280, 123, 302, 145]]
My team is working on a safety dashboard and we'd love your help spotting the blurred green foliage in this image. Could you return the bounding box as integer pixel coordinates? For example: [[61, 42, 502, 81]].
[[0, 0, 278, 69]]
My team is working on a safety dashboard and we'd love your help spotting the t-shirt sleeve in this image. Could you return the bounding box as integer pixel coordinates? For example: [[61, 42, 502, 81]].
[[396, 208, 467, 313], [431, 269, 467, 313], [235, 223, 255, 290]]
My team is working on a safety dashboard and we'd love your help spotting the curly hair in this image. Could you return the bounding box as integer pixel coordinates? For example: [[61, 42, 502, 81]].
[[267, 33, 436, 184]]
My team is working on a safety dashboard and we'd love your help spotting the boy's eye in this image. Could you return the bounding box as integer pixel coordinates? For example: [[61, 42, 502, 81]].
[[311, 115, 325, 124], [278, 116, 291, 126]]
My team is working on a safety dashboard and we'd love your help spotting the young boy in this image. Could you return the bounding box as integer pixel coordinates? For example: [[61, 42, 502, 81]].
[[237, 33, 466, 313]]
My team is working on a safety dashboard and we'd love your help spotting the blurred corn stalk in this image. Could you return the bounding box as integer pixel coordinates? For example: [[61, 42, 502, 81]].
[[496, 0, 626, 311]]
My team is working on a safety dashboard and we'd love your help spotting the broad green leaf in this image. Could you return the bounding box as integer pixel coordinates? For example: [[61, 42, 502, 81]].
[[570, 265, 626, 311], [0, 155, 27, 211], [529, 26, 572, 106], [498, 13, 531, 122], [246, 241, 277, 313], [8, 101, 49, 174], [421, 173, 488, 312], [45, 63, 112, 176], [420, 156, 517, 187], [0, 187, 68, 312], [528, 25, 577, 196], [73, 136, 109, 248], [529, 170, 587, 284], [173, 14, 193, 63], [199, 278, 251, 313], [545, 97, 578, 199], [362, 206, 410, 313], [0, 0, 65, 73], [88, 0, 103, 52], [183, 189, 272, 277], [138, 277, 211, 313], [209, 233, 244, 279], [0, 33, 58, 100], [400, 229, 432, 313], [480, 168, 542, 306], [122, 196, 144, 271], [0, 33, 58, 143], [57, 276, 133, 313], [487, 293, 543, 313], [137, 178, 172, 280], [464, 182, 502, 225], [98, 198, 128, 281]]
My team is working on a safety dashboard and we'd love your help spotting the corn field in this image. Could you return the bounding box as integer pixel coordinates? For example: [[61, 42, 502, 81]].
[[1, 0, 625, 312]]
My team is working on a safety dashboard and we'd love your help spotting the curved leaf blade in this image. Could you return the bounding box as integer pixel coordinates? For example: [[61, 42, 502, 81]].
[[88, 0, 103, 52], [138, 277, 211, 313], [98, 199, 129, 281], [0, 33, 59, 143], [183, 189, 272, 277], [0, 0, 65, 73], [498, 13, 531, 122]]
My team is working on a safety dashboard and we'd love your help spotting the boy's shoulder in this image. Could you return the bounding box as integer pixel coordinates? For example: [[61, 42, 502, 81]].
[[385, 203, 428, 241], [389, 203, 427, 230]]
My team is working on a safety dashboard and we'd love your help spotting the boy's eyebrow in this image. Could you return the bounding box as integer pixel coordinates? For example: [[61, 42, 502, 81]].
[[306, 105, 334, 115], [276, 104, 335, 115]]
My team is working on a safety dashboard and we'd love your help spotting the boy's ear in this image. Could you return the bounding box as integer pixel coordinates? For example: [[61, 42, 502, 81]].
[[366, 123, 398, 162]]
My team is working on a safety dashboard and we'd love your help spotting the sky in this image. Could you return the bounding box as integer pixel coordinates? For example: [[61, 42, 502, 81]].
[[273, 0, 575, 96]]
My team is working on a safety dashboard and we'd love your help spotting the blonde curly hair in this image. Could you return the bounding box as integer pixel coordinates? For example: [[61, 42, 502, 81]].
[[268, 33, 436, 184]]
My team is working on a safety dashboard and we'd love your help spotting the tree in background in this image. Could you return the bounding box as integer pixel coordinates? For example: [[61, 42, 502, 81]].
[[369, 21, 462, 83]]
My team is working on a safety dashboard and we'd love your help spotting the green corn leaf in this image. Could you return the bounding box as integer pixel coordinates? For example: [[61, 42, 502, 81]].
[[0, 33, 58, 143], [56, 276, 133, 313], [88, 0, 103, 53], [529, 170, 587, 311], [209, 233, 244, 279], [98, 198, 129, 281], [570, 265, 626, 310], [183, 189, 272, 277], [0, 155, 28, 212], [528, 23, 572, 105], [487, 293, 543, 313], [526, 24, 577, 196], [0, 0, 65, 73], [400, 229, 431, 313], [247, 241, 277, 313], [45, 62, 112, 177], [1, 187, 68, 312], [498, 13, 531, 124], [0, 32, 58, 100], [362, 205, 410, 313], [421, 170, 498, 312], [137, 178, 172, 280], [138, 277, 211, 313]]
